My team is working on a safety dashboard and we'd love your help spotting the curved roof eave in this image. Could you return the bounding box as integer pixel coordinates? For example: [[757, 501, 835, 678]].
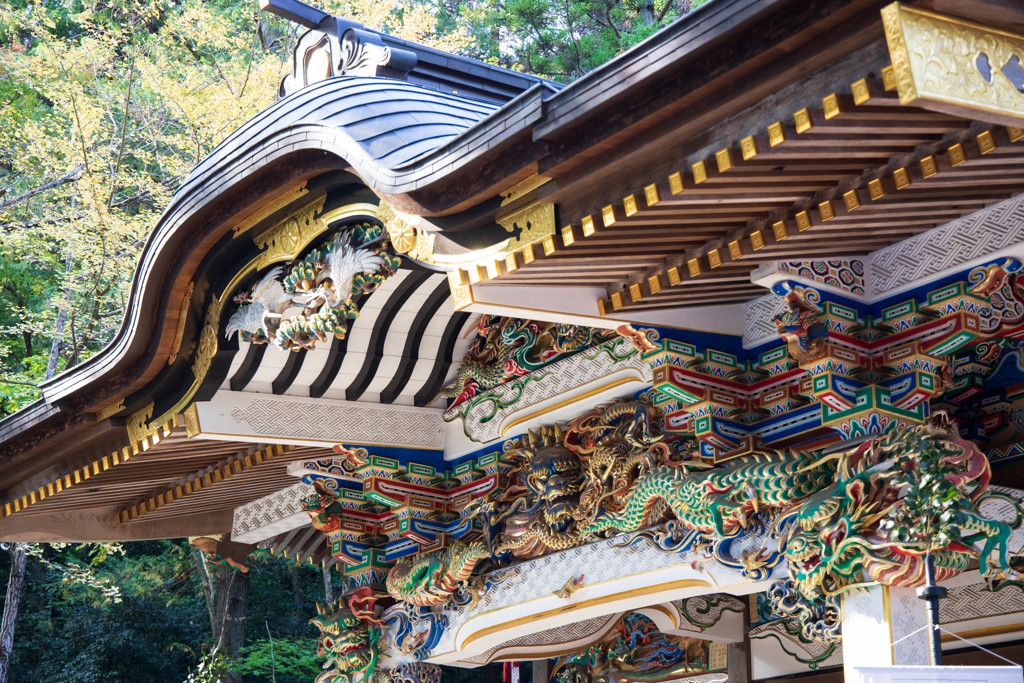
[[30, 76, 548, 411]]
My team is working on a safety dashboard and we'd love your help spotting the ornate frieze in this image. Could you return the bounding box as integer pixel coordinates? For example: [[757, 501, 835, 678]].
[[190, 392, 445, 449], [437, 316, 617, 410], [444, 334, 650, 446], [744, 293, 788, 348], [883, 3, 1024, 127], [868, 193, 1024, 295], [778, 260, 866, 296], [291, 443, 517, 585]]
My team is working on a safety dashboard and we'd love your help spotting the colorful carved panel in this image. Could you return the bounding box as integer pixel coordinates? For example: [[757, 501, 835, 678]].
[[551, 612, 727, 683], [436, 315, 615, 408], [226, 223, 400, 351]]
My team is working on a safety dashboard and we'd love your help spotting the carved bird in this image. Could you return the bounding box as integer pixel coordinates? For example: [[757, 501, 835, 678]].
[[321, 230, 385, 309], [225, 266, 298, 340]]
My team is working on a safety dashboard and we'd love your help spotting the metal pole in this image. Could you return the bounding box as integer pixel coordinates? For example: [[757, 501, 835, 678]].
[[916, 554, 946, 666]]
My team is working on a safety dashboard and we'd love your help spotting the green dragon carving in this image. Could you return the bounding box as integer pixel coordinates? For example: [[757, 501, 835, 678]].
[[311, 588, 384, 683], [780, 425, 1016, 600], [580, 448, 836, 539], [436, 316, 613, 408], [385, 541, 489, 607], [586, 423, 1019, 600], [567, 399, 673, 527]]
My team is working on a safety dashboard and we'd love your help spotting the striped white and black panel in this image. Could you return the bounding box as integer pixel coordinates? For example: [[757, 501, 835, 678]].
[[219, 269, 481, 405], [220, 340, 257, 392], [353, 272, 449, 404], [408, 307, 481, 408], [307, 270, 414, 400], [378, 278, 467, 406]]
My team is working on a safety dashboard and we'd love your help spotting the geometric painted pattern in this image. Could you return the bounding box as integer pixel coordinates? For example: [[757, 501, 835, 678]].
[[869, 193, 1024, 294], [229, 397, 445, 448], [743, 293, 788, 348], [942, 581, 1024, 623], [781, 260, 865, 295], [231, 481, 313, 540]]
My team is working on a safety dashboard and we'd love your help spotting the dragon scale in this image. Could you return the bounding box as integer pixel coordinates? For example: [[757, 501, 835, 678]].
[[582, 452, 837, 538]]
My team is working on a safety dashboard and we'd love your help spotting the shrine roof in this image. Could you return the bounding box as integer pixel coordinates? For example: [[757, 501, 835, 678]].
[[3, 0, 1024, 542]]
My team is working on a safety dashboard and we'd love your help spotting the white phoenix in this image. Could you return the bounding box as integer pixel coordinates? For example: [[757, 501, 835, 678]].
[[224, 230, 385, 341], [224, 266, 299, 340], [319, 229, 385, 308]]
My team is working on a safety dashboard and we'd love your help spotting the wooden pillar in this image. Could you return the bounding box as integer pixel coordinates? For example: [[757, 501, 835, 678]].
[[532, 659, 551, 683], [727, 599, 751, 683]]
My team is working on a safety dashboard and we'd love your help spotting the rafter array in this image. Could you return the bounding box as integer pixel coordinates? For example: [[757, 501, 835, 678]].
[[449, 67, 1024, 315]]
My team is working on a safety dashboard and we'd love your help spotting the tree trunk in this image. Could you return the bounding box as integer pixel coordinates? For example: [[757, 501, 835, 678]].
[[0, 544, 28, 683], [292, 564, 301, 637], [322, 565, 333, 605], [639, 0, 656, 24], [214, 565, 250, 683]]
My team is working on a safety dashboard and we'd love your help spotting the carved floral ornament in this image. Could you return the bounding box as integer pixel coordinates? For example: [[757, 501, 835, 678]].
[[280, 22, 418, 96], [883, 2, 1024, 126], [376, 202, 436, 264]]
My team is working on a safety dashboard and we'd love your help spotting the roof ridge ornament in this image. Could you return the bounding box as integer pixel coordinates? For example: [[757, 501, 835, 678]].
[[264, 0, 418, 97]]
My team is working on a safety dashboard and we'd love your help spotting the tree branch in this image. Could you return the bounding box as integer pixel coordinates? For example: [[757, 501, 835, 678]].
[[0, 165, 85, 213], [0, 379, 40, 389], [108, 54, 136, 209]]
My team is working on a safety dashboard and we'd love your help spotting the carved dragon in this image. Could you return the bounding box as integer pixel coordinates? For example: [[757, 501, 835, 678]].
[[436, 316, 613, 408], [385, 542, 489, 607], [773, 285, 828, 364], [311, 588, 384, 683], [566, 399, 675, 526], [584, 422, 1019, 600], [580, 447, 836, 540], [779, 425, 1016, 600], [492, 425, 585, 559]]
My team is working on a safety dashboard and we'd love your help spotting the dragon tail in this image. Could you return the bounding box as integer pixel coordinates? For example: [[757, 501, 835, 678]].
[[440, 542, 489, 591]]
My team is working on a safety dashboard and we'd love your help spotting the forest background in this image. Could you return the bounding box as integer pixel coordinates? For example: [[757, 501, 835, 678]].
[[0, 0, 704, 680]]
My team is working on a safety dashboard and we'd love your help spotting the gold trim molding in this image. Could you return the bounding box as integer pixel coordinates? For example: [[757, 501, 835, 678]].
[[167, 281, 194, 365], [450, 276, 475, 311], [378, 202, 436, 263], [1, 413, 181, 520], [95, 399, 125, 422], [231, 183, 310, 237], [254, 195, 329, 269], [126, 401, 155, 443], [183, 402, 201, 439], [883, 2, 1024, 126]]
